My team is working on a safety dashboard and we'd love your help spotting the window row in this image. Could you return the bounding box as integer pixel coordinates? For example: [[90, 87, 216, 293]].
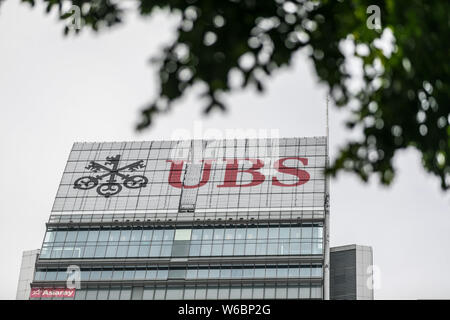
[[44, 225, 323, 244], [34, 264, 323, 282], [40, 240, 323, 259], [31, 284, 323, 300]]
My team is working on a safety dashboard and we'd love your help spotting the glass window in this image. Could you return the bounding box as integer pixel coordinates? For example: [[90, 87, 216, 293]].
[[65, 231, 77, 242], [276, 286, 287, 299], [279, 227, 290, 239], [311, 286, 322, 299], [108, 288, 121, 300], [145, 269, 157, 279], [302, 226, 312, 239], [287, 286, 299, 299], [224, 228, 235, 240], [62, 247, 73, 258], [90, 270, 101, 280], [174, 229, 191, 241], [152, 230, 163, 241], [109, 230, 120, 242], [218, 287, 229, 299], [209, 269, 220, 279], [202, 229, 213, 240], [101, 270, 112, 280], [195, 288, 206, 300], [277, 267, 288, 278], [213, 228, 224, 240], [291, 227, 301, 238], [86, 288, 98, 300], [186, 269, 197, 279], [143, 288, 154, 300], [97, 289, 109, 300], [116, 245, 128, 257], [106, 245, 117, 258], [166, 287, 183, 300], [83, 246, 95, 258], [243, 267, 254, 278], [246, 228, 257, 239], [211, 244, 222, 256], [127, 245, 139, 257], [200, 244, 211, 256], [219, 268, 231, 278], [141, 230, 153, 241], [241, 287, 252, 299], [206, 287, 218, 300], [80, 270, 90, 281], [163, 229, 174, 241], [87, 230, 99, 242], [312, 265, 322, 277], [253, 286, 264, 299], [300, 242, 312, 255], [229, 286, 240, 299], [153, 288, 165, 300], [266, 267, 277, 277], [138, 245, 150, 257], [198, 268, 209, 279], [124, 269, 135, 280], [222, 243, 233, 256], [131, 230, 142, 241], [233, 242, 244, 256], [290, 242, 300, 255], [257, 228, 268, 239], [245, 243, 256, 255], [267, 242, 278, 255], [255, 267, 265, 278], [288, 266, 300, 278], [268, 228, 279, 239], [191, 229, 202, 240], [120, 230, 131, 242], [313, 226, 323, 239], [299, 286, 310, 299], [74, 289, 87, 300], [56, 271, 67, 281], [235, 228, 246, 240], [156, 269, 168, 280], [55, 231, 67, 242], [119, 287, 132, 300], [34, 271, 45, 281], [184, 287, 195, 299], [112, 270, 124, 280], [264, 287, 276, 299], [189, 244, 200, 257], [160, 245, 172, 257], [76, 230, 88, 242], [231, 268, 242, 278], [94, 246, 106, 258], [256, 242, 267, 255], [98, 230, 109, 242]]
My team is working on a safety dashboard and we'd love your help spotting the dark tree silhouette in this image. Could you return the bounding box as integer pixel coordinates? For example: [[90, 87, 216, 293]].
[[4, 0, 449, 189]]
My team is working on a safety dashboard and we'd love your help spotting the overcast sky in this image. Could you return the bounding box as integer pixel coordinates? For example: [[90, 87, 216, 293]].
[[0, 1, 449, 300]]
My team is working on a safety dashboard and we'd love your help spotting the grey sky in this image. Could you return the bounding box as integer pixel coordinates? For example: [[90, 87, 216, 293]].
[[0, 1, 449, 300]]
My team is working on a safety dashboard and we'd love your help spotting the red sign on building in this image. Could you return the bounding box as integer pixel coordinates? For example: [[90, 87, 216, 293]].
[[30, 288, 75, 298]]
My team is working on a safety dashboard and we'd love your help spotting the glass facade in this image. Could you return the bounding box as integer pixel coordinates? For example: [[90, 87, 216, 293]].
[[30, 137, 330, 299]]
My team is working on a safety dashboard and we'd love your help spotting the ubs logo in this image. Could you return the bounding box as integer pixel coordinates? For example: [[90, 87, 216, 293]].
[[73, 155, 148, 197]]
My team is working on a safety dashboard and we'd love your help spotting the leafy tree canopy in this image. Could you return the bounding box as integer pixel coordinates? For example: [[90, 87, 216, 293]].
[[4, 0, 449, 189]]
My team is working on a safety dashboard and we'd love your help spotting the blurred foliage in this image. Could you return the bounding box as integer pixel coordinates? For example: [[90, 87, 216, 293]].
[[4, 0, 449, 189]]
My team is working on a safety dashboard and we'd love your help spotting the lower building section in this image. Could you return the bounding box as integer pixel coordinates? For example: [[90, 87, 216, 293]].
[[26, 215, 327, 300]]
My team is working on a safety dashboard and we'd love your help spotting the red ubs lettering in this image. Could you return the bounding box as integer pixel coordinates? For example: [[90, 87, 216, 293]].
[[167, 158, 310, 188]]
